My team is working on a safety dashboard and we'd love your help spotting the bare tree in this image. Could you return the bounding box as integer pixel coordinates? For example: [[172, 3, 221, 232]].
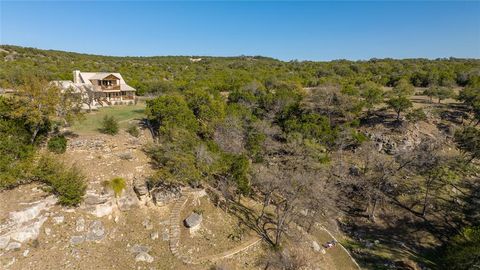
[[258, 248, 307, 270], [251, 164, 333, 247], [335, 141, 397, 222]]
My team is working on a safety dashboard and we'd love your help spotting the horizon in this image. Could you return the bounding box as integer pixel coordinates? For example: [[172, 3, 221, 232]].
[[1, 1, 479, 61], [2, 44, 480, 62]]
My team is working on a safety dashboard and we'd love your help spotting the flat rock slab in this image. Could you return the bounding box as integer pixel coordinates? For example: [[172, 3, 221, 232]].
[[86, 220, 105, 241], [130, 244, 151, 254]]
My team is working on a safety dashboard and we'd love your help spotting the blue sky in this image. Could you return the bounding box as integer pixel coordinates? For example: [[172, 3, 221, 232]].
[[1, 1, 479, 61]]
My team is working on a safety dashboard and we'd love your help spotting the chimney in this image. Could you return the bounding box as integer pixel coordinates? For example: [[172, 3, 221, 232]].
[[73, 70, 81, 83]]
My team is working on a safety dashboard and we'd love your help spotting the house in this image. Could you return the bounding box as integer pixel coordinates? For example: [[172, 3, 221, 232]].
[[53, 70, 136, 110]]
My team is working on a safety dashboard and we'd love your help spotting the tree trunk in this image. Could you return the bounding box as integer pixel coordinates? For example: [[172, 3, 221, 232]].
[[30, 124, 41, 144], [370, 198, 378, 222], [396, 111, 401, 121]]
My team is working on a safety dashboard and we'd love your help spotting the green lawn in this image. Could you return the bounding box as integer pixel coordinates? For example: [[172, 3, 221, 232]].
[[71, 103, 146, 134]]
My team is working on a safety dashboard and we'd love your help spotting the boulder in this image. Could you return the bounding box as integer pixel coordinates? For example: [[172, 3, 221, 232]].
[[89, 201, 114, 218], [117, 188, 140, 211], [133, 178, 149, 197], [184, 213, 202, 232]]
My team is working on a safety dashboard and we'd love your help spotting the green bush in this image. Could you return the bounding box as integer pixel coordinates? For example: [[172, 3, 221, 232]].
[[102, 177, 126, 197], [406, 108, 427, 123], [47, 135, 67, 154], [100, 115, 119, 135], [441, 226, 480, 270], [34, 155, 86, 206], [126, 125, 140, 137]]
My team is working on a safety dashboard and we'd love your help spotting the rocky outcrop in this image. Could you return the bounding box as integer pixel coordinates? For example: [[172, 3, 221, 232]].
[[117, 188, 140, 211], [152, 186, 181, 206], [0, 196, 57, 251]]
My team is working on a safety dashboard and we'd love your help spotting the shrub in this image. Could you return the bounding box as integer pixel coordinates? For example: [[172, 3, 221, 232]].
[[100, 115, 119, 135], [102, 177, 126, 197], [47, 135, 67, 154], [126, 125, 140, 137], [34, 155, 86, 206], [441, 226, 480, 270], [406, 108, 427, 123]]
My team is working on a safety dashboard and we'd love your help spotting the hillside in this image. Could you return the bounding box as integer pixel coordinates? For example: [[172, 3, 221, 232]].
[[0, 46, 479, 270]]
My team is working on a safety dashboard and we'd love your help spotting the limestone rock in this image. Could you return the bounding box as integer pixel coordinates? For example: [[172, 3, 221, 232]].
[[6, 241, 21, 251], [90, 201, 114, 218], [135, 252, 153, 263], [133, 178, 148, 196], [53, 216, 65, 224], [8, 196, 57, 224], [150, 231, 159, 240], [70, 235, 85, 245], [84, 193, 109, 206], [130, 244, 151, 254], [0, 235, 10, 249], [10, 216, 47, 242], [76, 217, 85, 232], [312, 241, 321, 252], [117, 188, 140, 211], [162, 231, 169, 241], [184, 213, 202, 232], [86, 220, 105, 241]]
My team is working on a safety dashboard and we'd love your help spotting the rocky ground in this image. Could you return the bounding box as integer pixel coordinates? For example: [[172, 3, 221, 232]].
[[0, 128, 359, 270]]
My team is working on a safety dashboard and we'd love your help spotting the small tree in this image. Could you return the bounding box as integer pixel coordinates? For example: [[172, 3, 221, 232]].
[[392, 78, 415, 97], [458, 85, 480, 125], [360, 81, 384, 115], [435, 86, 455, 103], [100, 115, 119, 135], [34, 154, 86, 206], [387, 96, 413, 121]]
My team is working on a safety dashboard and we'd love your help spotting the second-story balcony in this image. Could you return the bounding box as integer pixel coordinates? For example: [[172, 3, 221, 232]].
[[92, 84, 120, 91]]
